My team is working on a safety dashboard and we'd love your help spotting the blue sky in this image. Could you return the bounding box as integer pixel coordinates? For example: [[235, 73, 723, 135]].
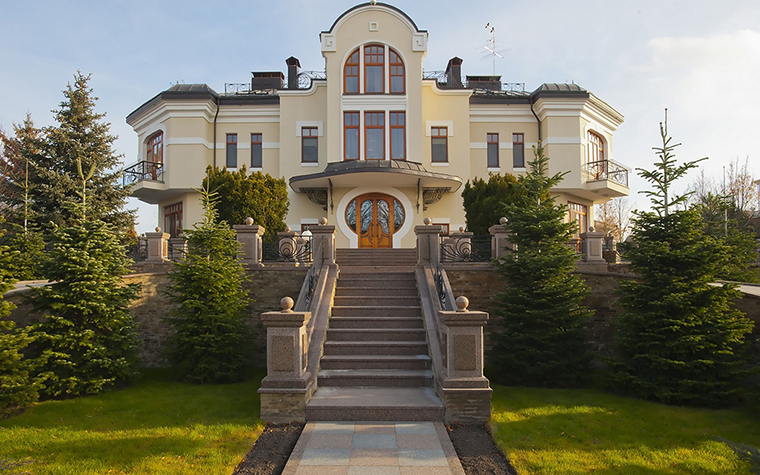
[[2, 0, 759, 233]]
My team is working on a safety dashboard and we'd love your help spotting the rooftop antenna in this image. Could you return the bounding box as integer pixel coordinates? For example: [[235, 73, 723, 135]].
[[482, 23, 509, 75]]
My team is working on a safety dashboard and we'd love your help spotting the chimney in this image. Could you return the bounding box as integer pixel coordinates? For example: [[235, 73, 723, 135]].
[[445, 57, 463, 88], [286, 56, 301, 89]]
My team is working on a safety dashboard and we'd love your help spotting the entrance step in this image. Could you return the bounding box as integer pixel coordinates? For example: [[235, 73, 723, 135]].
[[336, 249, 417, 268], [320, 354, 431, 370], [333, 295, 421, 307], [328, 316, 424, 329], [323, 340, 429, 356], [336, 286, 419, 297], [331, 306, 421, 317], [306, 387, 444, 421], [326, 328, 426, 342], [317, 369, 433, 387]]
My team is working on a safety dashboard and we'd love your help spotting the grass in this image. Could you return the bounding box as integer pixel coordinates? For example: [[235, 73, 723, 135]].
[[490, 383, 760, 475], [0, 368, 264, 475]]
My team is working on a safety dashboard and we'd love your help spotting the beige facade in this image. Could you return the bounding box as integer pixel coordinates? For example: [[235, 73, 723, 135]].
[[126, 2, 628, 248]]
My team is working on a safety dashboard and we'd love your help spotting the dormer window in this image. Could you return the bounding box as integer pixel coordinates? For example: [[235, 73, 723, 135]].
[[344, 44, 405, 94]]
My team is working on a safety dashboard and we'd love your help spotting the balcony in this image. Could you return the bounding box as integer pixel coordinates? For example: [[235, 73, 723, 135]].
[[123, 161, 164, 186], [583, 160, 628, 187]]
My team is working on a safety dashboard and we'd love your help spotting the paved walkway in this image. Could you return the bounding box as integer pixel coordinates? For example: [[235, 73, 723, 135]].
[[282, 421, 465, 475]]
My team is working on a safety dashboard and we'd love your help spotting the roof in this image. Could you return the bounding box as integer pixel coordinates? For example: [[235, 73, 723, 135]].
[[324, 2, 426, 35]]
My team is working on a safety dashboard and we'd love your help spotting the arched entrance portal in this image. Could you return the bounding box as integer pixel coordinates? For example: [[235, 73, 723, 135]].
[[345, 193, 405, 248]]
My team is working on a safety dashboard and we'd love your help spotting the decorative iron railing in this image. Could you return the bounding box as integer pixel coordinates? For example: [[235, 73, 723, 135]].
[[583, 160, 629, 188], [430, 234, 455, 311], [440, 235, 492, 262], [295, 239, 324, 312], [261, 234, 312, 263], [294, 71, 326, 89], [127, 240, 148, 262], [123, 161, 164, 186], [422, 71, 526, 94]]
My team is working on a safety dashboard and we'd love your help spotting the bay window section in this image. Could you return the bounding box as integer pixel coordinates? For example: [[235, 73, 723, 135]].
[[344, 112, 359, 160], [365, 112, 385, 160], [364, 45, 384, 93], [390, 112, 405, 160], [344, 49, 360, 93], [389, 49, 405, 93]]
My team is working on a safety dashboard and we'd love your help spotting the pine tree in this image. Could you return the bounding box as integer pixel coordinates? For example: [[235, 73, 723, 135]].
[[0, 218, 39, 415], [28, 161, 140, 398], [489, 144, 593, 387], [30, 72, 133, 233], [164, 185, 250, 384], [611, 111, 754, 406], [462, 173, 522, 235]]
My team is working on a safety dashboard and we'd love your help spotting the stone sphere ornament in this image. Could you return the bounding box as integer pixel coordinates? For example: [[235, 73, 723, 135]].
[[456, 296, 470, 312], [245, 217, 254, 225], [424, 217, 432, 225], [281, 296, 294, 313], [155, 227, 162, 233], [319, 217, 328, 225], [499, 217, 507, 225]]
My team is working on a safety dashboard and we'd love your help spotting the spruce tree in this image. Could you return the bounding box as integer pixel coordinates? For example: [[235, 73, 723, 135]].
[[611, 112, 754, 406], [164, 186, 250, 384], [0, 218, 39, 415], [462, 173, 522, 235], [489, 144, 593, 387], [30, 72, 133, 233], [28, 161, 140, 398]]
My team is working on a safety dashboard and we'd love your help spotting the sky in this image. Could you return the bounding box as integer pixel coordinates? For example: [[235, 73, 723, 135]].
[[1, 0, 759, 234]]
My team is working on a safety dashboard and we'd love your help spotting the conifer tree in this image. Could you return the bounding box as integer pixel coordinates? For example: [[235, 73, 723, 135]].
[[611, 111, 754, 406], [28, 160, 140, 398], [30, 72, 133, 233], [0, 218, 39, 415], [462, 173, 522, 235], [489, 144, 593, 387], [164, 185, 250, 384]]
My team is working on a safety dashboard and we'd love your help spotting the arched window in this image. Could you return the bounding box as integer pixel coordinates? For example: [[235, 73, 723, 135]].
[[389, 49, 405, 93], [146, 131, 163, 165], [587, 131, 604, 164], [344, 48, 360, 93], [364, 44, 384, 93]]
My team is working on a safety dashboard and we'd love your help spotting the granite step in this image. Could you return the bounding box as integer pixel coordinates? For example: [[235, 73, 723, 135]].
[[333, 295, 421, 307], [319, 354, 431, 370], [317, 369, 433, 387], [306, 387, 444, 421], [328, 316, 424, 329], [326, 328, 426, 342], [323, 340, 429, 356], [335, 287, 419, 297], [331, 305, 421, 317]]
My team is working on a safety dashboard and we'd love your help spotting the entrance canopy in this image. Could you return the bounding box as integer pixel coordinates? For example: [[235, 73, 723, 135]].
[[289, 160, 463, 192]]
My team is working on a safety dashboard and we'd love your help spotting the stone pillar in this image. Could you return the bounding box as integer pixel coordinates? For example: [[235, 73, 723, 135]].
[[580, 227, 605, 263], [277, 227, 301, 263], [441, 227, 473, 262], [415, 218, 444, 266], [488, 217, 515, 260], [169, 237, 187, 261], [234, 218, 265, 267], [259, 297, 313, 422], [145, 227, 170, 263], [439, 296, 491, 422], [309, 217, 336, 266]]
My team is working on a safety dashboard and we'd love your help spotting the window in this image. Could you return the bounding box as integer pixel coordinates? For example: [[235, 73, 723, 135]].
[[568, 202, 588, 236], [431, 127, 448, 163], [146, 131, 163, 165], [344, 112, 360, 160], [226, 134, 237, 168], [587, 131, 604, 163], [364, 45, 384, 93], [513, 133, 524, 168], [389, 49, 405, 93], [344, 49, 360, 93], [390, 112, 405, 160], [164, 202, 182, 237], [251, 133, 262, 168], [365, 112, 385, 160], [487, 133, 499, 168], [302, 127, 318, 163]]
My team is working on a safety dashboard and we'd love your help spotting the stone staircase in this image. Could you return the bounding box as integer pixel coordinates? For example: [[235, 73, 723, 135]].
[[305, 248, 444, 421]]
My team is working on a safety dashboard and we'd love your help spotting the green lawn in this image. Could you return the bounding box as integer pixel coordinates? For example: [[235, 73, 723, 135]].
[[0, 369, 264, 475], [491, 384, 760, 475]]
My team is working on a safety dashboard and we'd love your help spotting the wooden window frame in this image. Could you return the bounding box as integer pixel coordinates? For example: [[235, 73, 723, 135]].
[[390, 112, 406, 160], [512, 133, 525, 168], [389, 48, 405, 94], [251, 133, 262, 168], [344, 112, 360, 161], [301, 127, 318, 163], [364, 111, 385, 160], [226, 133, 237, 168], [344, 48, 360, 94], [164, 202, 183, 238], [146, 131, 163, 165], [587, 131, 605, 163], [363, 44, 385, 94], [431, 126, 448, 163], [487, 133, 499, 168], [568, 201, 588, 236]]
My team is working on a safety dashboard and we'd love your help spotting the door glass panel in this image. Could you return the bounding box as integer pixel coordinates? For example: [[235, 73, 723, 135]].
[[360, 200, 373, 233], [377, 200, 390, 234], [394, 200, 404, 232], [346, 200, 356, 231]]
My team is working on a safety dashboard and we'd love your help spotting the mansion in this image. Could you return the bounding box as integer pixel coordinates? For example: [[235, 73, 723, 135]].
[[125, 2, 629, 248]]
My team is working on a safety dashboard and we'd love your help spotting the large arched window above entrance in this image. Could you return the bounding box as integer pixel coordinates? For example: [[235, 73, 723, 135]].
[[343, 45, 405, 94], [345, 193, 405, 248]]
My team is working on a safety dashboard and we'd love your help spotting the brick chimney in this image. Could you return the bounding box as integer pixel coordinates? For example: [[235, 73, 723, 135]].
[[286, 56, 301, 89], [445, 57, 463, 88]]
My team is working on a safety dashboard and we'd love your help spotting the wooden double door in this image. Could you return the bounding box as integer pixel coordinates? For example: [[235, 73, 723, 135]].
[[346, 193, 405, 249]]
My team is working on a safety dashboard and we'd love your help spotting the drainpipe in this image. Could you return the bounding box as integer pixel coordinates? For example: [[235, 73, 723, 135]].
[[212, 94, 220, 169], [530, 97, 542, 143]]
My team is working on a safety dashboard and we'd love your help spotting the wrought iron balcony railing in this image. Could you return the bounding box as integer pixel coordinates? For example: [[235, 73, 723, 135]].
[[123, 161, 164, 186], [583, 160, 629, 188]]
